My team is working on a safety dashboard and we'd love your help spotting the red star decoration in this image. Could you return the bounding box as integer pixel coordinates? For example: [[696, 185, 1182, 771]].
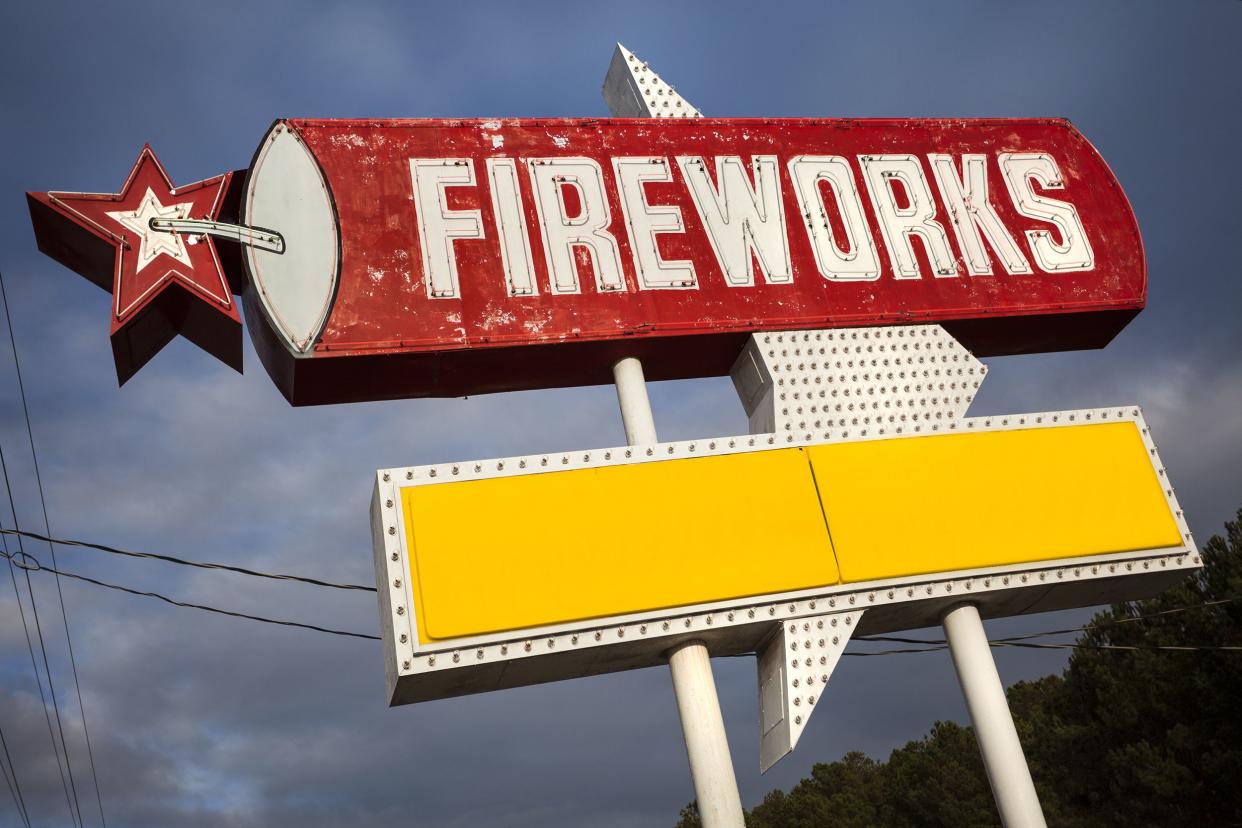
[[27, 145, 243, 384]]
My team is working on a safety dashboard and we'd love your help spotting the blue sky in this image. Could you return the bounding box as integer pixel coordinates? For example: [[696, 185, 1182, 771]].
[[1, 1, 1240, 826]]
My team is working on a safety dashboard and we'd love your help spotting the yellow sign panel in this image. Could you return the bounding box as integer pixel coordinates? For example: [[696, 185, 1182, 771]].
[[400, 422, 1181, 643], [810, 422, 1182, 583], [403, 448, 839, 642]]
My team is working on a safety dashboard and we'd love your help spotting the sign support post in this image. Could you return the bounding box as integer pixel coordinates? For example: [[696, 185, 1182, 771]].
[[668, 640, 746, 828], [611, 357, 659, 445], [612, 355, 746, 827], [943, 604, 1048, 828]]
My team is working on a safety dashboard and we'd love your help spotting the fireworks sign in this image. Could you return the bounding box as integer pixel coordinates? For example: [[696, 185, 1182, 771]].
[[25, 46, 1195, 802], [30, 117, 1142, 403]]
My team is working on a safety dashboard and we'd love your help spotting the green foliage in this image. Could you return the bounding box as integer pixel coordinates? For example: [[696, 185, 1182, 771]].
[[673, 801, 701, 828], [674, 506, 1242, 827], [1017, 505, 1242, 827]]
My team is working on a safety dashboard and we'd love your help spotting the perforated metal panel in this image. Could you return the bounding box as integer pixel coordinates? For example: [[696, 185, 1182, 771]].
[[602, 43, 703, 119], [731, 325, 984, 436], [758, 611, 862, 772]]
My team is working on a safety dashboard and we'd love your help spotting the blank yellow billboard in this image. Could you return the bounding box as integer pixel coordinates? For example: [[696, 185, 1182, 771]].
[[399, 422, 1182, 643]]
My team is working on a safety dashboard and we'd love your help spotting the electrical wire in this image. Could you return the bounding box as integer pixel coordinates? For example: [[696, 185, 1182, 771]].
[[998, 640, 1242, 652], [0, 722, 31, 828], [6, 534, 1239, 654], [853, 597, 1242, 648], [0, 526, 375, 593], [0, 545, 380, 641], [1, 271, 105, 828], [0, 447, 80, 827], [3, 533, 68, 827], [844, 640, 1242, 656]]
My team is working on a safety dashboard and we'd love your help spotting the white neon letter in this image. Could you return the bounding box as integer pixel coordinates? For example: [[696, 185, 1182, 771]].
[[928, 154, 1031, 276], [612, 156, 696, 290], [860, 154, 957, 279], [410, 158, 485, 299], [527, 158, 625, 294], [486, 158, 538, 297], [677, 155, 791, 287], [787, 155, 880, 281], [998, 152, 1095, 272]]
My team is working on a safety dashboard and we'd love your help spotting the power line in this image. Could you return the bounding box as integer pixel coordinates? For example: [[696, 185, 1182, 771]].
[[998, 640, 1242, 653], [0, 722, 31, 828], [0, 751, 21, 828], [6, 535, 1240, 655], [0, 526, 375, 593], [3, 531, 70, 827], [0, 545, 380, 641], [1, 272, 106, 828], [844, 640, 1242, 655], [853, 597, 1242, 648], [0, 446, 81, 827]]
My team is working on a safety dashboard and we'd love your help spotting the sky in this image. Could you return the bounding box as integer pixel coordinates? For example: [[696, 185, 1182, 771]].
[[0, 1, 1240, 826]]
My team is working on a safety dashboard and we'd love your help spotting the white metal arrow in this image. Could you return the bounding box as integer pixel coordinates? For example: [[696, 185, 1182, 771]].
[[603, 45, 995, 782], [601, 44, 1048, 828], [603, 43, 702, 119], [603, 43, 744, 828]]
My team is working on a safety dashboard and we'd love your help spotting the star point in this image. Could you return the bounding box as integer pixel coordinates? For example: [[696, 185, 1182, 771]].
[[106, 187, 195, 273]]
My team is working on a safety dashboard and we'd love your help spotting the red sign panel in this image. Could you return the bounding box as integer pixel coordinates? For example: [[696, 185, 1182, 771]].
[[30, 118, 1145, 405]]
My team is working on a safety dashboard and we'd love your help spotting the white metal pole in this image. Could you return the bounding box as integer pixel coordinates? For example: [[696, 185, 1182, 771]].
[[610, 356, 745, 828], [942, 603, 1047, 828], [668, 641, 747, 828], [612, 356, 658, 445]]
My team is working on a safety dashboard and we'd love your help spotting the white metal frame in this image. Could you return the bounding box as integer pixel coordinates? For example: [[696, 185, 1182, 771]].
[[372, 399, 1196, 699]]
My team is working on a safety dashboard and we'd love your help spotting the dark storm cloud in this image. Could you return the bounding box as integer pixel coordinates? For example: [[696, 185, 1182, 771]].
[[0, 1, 1239, 826]]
